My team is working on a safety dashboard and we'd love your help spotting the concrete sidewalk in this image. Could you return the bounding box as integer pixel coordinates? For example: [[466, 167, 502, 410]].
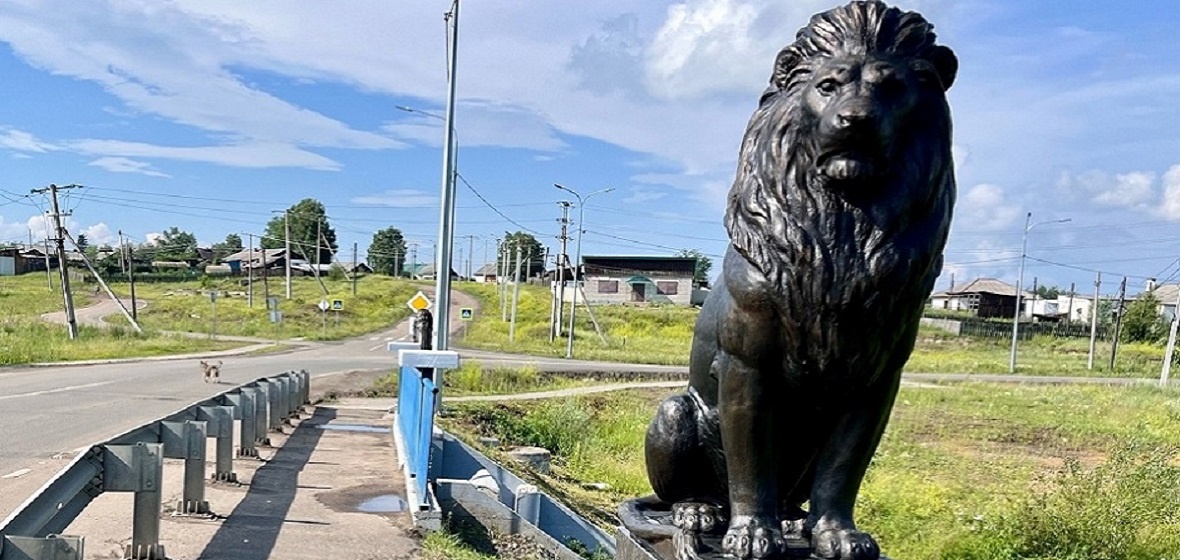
[[63, 405, 422, 559]]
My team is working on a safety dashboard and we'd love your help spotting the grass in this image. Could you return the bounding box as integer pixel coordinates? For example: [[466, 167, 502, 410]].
[[457, 281, 1168, 377], [0, 274, 242, 364], [107, 275, 420, 341], [440, 382, 1180, 560], [458, 282, 696, 365]]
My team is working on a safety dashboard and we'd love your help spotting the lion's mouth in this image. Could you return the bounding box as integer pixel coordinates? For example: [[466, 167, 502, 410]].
[[817, 151, 880, 184]]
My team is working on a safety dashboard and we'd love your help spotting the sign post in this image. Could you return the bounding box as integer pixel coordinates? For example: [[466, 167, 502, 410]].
[[209, 291, 218, 340], [332, 299, 343, 329], [318, 299, 329, 337]]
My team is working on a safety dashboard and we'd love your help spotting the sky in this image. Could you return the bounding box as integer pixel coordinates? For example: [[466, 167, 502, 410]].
[[0, 1, 1177, 295]]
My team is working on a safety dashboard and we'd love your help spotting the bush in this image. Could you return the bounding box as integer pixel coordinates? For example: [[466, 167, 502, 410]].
[[1120, 292, 1167, 343]]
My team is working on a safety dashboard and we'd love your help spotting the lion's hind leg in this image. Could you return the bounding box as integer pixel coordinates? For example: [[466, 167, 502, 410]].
[[645, 392, 726, 512]]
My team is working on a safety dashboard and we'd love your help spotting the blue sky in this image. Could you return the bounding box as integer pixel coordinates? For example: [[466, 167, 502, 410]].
[[0, 1, 1176, 295]]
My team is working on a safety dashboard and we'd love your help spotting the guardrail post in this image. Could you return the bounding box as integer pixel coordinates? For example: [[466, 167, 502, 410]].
[[160, 420, 209, 515], [278, 375, 293, 423], [286, 373, 302, 417], [102, 443, 164, 560], [266, 379, 283, 432], [251, 383, 271, 446], [198, 406, 236, 483], [300, 370, 310, 406], [1, 535, 85, 560], [237, 388, 258, 457]]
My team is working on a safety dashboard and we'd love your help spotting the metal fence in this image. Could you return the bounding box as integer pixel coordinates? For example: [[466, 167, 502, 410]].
[[396, 365, 438, 509], [0, 370, 310, 560]]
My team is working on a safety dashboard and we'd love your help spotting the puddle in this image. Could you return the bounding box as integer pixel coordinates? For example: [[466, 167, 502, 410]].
[[357, 494, 407, 513], [316, 423, 389, 434]]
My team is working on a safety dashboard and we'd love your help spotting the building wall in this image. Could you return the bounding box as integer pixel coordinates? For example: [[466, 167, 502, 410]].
[[578, 275, 693, 306]]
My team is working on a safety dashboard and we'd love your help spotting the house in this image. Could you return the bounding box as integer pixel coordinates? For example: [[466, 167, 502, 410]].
[[471, 263, 498, 283], [0, 246, 53, 275], [337, 261, 373, 275], [408, 263, 459, 280], [221, 248, 303, 275], [574, 255, 696, 306], [930, 278, 1027, 319]]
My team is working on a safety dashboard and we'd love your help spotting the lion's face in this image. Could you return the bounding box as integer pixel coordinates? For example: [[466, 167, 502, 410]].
[[799, 54, 945, 191]]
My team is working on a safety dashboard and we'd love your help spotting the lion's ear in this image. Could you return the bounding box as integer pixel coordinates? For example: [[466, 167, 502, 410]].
[[770, 48, 801, 90], [928, 45, 957, 91]]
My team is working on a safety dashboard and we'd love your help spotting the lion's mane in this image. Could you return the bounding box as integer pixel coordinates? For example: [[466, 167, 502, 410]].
[[723, 0, 957, 375]]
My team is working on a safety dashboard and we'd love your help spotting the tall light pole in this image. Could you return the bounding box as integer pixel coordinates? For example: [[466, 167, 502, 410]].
[[1009, 213, 1071, 373], [431, 0, 461, 351], [554, 183, 614, 359]]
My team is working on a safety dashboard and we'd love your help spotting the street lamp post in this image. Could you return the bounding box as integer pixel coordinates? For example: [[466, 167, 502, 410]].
[[554, 183, 614, 359], [430, 1, 460, 351], [1009, 213, 1071, 373]]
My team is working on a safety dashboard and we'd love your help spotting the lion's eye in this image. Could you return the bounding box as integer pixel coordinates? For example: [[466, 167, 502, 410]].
[[816, 79, 839, 96]]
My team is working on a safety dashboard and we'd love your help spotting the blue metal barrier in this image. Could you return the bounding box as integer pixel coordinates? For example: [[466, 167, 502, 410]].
[[397, 365, 438, 507]]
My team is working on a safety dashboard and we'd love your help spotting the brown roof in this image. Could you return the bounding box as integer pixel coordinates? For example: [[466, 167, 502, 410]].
[[948, 278, 1022, 297]]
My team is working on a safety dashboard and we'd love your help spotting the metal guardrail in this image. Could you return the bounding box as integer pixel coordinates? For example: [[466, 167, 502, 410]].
[[0, 370, 311, 560], [397, 364, 438, 509]]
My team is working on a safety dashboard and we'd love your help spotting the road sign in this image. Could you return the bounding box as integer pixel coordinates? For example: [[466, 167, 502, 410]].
[[318, 299, 330, 312], [332, 299, 343, 311], [407, 291, 432, 311], [266, 296, 279, 311], [269, 310, 282, 323], [460, 308, 473, 321]]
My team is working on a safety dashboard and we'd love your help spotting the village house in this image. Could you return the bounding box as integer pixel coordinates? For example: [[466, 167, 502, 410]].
[[571, 255, 696, 306]]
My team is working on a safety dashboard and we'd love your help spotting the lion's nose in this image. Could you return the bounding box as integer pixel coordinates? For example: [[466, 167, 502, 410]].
[[833, 104, 874, 129]]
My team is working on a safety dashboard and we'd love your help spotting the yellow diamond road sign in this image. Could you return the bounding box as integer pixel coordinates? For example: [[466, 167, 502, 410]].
[[407, 291, 432, 311]]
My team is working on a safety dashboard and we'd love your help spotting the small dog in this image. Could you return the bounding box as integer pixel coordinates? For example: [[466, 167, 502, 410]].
[[200, 360, 222, 383]]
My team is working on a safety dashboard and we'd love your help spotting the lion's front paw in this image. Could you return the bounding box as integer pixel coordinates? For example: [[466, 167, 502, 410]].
[[672, 502, 725, 534], [721, 516, 784, 559], [812, 528, 880, 560]]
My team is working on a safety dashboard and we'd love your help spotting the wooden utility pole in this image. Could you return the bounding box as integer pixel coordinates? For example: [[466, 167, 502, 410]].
[[352, 242, 359, 296], [1066, 282, 1075, 323], [500, 240, 510, 322], [554, 201, 572, 340], [65, 230, 141, 333], [119, 230, 138, 321], [1087, 272, 1100, 370], [509, 243, 523, 342], [32, 184, 79, 339], [284, 210, 292, 299], [43, 237, 52, 291], [1160, 285, 1180, 386], [247, 233, 255, 307], [1109, 276, 1127, 371]]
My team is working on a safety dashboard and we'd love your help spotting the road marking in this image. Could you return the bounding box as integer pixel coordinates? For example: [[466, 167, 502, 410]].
[[1, 468, 30, 479], [0, 380, 118, 401]]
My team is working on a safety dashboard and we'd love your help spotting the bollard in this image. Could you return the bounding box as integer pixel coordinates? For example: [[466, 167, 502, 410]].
[[299, 369, 311, 406], [198, 406, 236, 483], [103, 442, 165, 560], [238, 388, 258, 457], [284, 373, 300, 418]]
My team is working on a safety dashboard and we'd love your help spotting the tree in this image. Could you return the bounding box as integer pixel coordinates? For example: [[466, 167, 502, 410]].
[[147, 226, 198, 261], [262, 199, 337, 264], [677, 248, 714, 286], [1034, 285, 1061, 299], [1120, 291, 1167, 343], [368, 227, 407, 276], [211, 233, 243, 263], [75, 233, 89, 251], [499, 231, 544, 280]]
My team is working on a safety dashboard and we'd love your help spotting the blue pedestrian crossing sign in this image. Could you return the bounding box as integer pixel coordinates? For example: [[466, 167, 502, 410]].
[[332, 299, 343, 311], [460, 308, 474, 321]]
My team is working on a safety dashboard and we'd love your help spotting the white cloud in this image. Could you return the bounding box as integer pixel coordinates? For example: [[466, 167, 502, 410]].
[[956, 183, 1021, 232], [0, 127, 59, 153], [87, 156, 170, 177], [82, 223, 119, 246], [623, 187, 668, 204], [350, 189, 438, 208], [72, 140, 342, 170], [144, 232, 164, 245], [1157, 165, 1180, 221], [384, 101, 565, 152], [1092, 171, 1155, 208]]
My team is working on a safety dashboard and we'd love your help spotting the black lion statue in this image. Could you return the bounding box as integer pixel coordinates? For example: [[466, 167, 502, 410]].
[[629, 2, 957, 559]]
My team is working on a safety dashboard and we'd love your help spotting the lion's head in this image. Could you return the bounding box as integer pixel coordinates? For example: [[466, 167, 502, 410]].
[[726, 0, 957, 291]]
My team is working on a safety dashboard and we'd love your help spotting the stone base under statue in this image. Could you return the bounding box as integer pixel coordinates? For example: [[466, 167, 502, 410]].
[[618, 497, 891, 560]]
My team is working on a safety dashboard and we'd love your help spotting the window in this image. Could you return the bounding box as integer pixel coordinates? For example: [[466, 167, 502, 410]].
[[598, 280, 619, 293], [657, 281, 678, 295]]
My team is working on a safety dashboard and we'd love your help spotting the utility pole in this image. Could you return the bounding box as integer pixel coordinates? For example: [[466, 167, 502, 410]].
[[65, 230, 141, 333], [247, 233, 255, 307], [1109, 276, 1127, 371], [352, 242, 359, 296], [32, 184, 80, 339], [509, 243, 522, 342], [468, 234, 475, 279], [43, 237, 52, 291], [554, 183, 615, 359], [1066, 282, 1075, 324], [554, 201, 572, 341], [431, 0, 461, 350], [284, 210, 292, 299], [1087, 272, 1100, 370], [1160, 285, 1180, 386], [315, 220, 322, 268], [500, 240, 510, 321], [119, 230, 138, 321]]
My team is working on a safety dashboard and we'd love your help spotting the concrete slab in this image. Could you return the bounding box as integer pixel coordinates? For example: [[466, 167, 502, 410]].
[[62, 406, 421, 559]]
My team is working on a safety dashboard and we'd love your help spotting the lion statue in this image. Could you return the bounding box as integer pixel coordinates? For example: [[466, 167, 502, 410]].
[[632, 2, 957, 559]]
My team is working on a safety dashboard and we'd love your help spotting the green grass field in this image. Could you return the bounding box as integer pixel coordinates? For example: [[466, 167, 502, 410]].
[[457, 282, 1167, 377], [440, 382, 1180, 560], [107, 275, 420, 341], [0, 273, 242, 364]]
